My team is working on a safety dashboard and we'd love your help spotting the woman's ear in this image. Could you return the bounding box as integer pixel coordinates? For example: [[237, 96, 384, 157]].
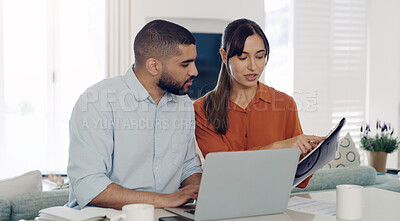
[[219, 48, 227, 64], [145, 58, 161, 76]]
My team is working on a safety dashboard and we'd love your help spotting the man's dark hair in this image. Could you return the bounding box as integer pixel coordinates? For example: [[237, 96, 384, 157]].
[[134, 20, 196, 68]]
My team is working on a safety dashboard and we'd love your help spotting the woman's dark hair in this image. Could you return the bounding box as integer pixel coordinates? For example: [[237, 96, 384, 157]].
[[203, 18, 270, 134]]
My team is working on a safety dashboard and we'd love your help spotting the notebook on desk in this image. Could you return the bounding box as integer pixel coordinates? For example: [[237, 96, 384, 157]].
[[165, 148, 301, 221]]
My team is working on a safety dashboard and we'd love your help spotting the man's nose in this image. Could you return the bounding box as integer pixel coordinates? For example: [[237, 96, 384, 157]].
[[189, 64, 198, 77]]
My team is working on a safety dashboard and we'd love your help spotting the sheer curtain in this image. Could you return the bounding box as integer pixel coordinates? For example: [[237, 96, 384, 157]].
[[106, 0, 135, 77], [0, 0, 6, 178], [264, 0, 293, 95], [2, 0, 49, 179], [0, 0, 106, 179]]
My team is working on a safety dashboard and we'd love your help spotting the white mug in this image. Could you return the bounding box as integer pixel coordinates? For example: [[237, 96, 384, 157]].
[[336, 184, 363, 220], [111, 203, 154, 221]]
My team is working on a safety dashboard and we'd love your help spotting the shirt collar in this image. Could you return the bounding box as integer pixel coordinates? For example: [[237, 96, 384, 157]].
[[228, 82, 272, 111], [123, 65, 178, 103], [166, 92, 179, 103], [254, 82, 272, 104]]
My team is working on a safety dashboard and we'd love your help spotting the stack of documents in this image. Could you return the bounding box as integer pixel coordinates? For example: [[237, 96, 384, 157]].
[[288, 196, 336, 216], [36, 206, 121, 221]]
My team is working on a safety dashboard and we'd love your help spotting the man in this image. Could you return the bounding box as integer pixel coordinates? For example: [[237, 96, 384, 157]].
[[67, 20, 202, 210]]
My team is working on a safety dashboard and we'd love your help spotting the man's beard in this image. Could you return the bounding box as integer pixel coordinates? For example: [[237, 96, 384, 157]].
[[157, 70, 194, 95]]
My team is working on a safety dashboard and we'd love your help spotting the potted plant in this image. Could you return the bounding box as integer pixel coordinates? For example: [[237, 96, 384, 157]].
[[360, 121, 400, 173]]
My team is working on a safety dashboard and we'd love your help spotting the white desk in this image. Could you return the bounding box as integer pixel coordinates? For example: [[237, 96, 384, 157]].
[[155, 188, 400, 221]]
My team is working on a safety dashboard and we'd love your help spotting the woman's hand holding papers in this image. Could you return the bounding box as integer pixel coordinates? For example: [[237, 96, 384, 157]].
[[260, 134, 326, 156]]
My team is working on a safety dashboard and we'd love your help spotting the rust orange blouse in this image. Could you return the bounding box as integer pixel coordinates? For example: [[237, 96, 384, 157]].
[[194, 82, 311, 188]]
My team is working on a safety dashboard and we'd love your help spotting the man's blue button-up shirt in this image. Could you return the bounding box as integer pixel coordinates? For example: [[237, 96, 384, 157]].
[[67, 66, 202, 208]]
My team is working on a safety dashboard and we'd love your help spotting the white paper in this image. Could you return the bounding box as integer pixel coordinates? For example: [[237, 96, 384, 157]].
[[287, 196, 336, 216], [298, 118, 343, 164], [293, 118, 346, 188], [38, 206, 121, 221]]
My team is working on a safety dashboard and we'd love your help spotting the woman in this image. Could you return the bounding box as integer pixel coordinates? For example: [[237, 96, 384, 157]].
[[194, 18, 325, 188]]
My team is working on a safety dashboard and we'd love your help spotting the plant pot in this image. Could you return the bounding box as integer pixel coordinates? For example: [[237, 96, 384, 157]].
[[367, 151, 388, 173]]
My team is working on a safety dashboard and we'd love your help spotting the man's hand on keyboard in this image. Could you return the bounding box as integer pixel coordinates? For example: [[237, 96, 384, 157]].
[[158, 184, 199, 208]]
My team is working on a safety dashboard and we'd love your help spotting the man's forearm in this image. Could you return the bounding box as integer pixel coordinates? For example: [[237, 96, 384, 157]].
[[89, 183, 165, 210], [181, 173, 202, 187]]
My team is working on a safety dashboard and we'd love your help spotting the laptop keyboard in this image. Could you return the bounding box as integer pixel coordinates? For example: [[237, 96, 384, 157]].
[[184, 209, 195, 215]]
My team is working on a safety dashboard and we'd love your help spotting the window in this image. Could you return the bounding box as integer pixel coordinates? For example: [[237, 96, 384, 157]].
[[264, 0, 292, 95], [0, 0, 106, 178], [265, 0, 368, 163], [292, 0, 367, 155]]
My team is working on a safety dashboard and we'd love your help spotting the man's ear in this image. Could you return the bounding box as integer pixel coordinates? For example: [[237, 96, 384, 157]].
[[145, 58, 162, 76], [219, 48, 227, 64]]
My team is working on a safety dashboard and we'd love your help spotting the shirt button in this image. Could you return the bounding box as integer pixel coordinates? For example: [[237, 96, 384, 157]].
[[155, 167, 159, 170], [156, 137, 160, 141]]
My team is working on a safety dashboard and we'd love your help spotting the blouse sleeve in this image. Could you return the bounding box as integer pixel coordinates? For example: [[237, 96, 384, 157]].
[[285, 96, 303, 138], [286, 96, 312, 188]]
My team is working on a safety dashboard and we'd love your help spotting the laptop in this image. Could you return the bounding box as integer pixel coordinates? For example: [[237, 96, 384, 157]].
[[166, 148, 301, 221]]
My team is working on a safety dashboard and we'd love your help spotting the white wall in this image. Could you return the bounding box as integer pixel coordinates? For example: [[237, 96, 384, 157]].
[[367, 0, 400, 168], [129, 0, 265, 63]]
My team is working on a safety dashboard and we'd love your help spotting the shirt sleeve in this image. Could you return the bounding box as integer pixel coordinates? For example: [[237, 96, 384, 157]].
[[67, 90, 114, 209], [180, 110, 203, 184], [180, 131, 203, 184]]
